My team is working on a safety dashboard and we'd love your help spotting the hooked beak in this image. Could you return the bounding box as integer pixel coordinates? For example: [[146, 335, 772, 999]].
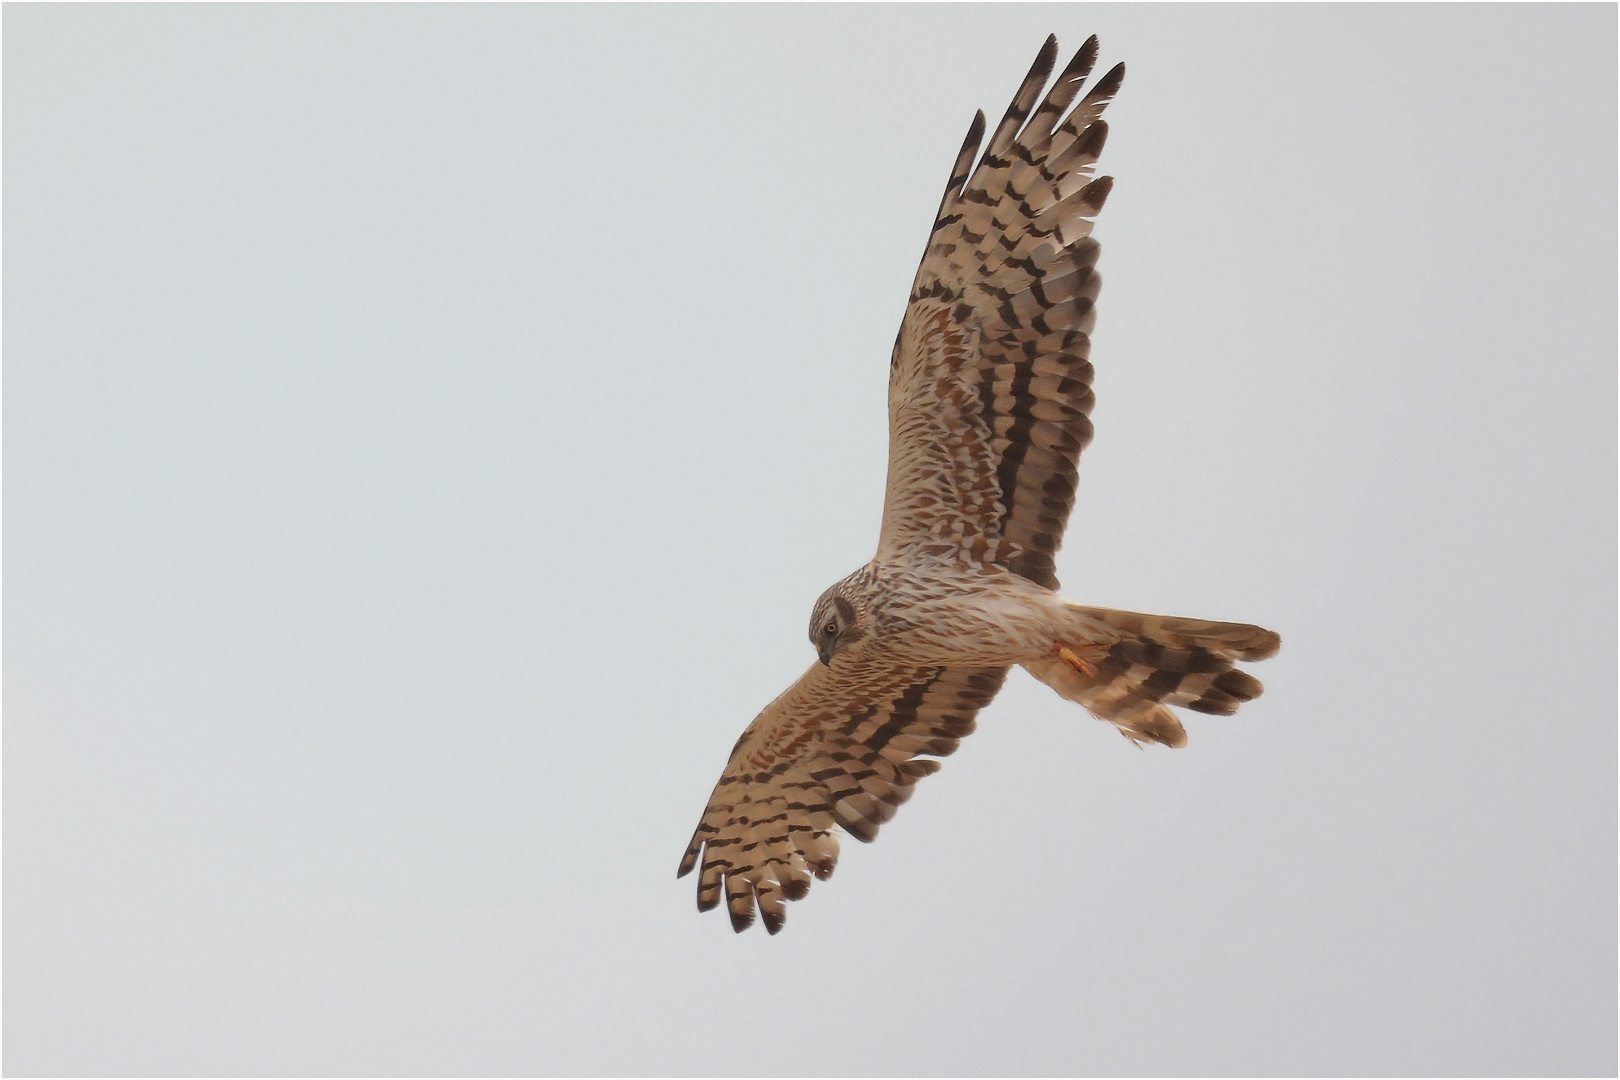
[[817, 646, 833, 667]]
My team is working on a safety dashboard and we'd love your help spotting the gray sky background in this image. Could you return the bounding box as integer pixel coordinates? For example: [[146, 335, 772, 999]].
[[5, 4, 1614, 1075]]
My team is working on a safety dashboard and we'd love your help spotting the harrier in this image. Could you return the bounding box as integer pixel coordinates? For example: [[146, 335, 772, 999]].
[[679, 36, 1279, 934]]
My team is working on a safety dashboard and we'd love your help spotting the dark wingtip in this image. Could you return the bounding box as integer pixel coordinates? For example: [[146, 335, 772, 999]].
[[1076, 118, 1108, 159], [967, 108, 986, 145], [938, 109, 987, 210], [1069, 35, 1095, 78], [1067, 36, 1100, 85], [1032, 35, 1059, 86], [762, 910, 785, 935], [728, 905, 755, 933], [1081, 175, 1113, 211], [1097, 61, 1125, 98], [1001, 36, 1059, 138]]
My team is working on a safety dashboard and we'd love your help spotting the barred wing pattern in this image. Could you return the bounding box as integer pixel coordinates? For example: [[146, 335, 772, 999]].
[[677, 662, 1007, 933], [877, 35, 1123, 590], [679, 36, 1134, 935]]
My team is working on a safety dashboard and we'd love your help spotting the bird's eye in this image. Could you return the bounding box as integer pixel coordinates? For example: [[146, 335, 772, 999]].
[[825, 621, 838, 636]]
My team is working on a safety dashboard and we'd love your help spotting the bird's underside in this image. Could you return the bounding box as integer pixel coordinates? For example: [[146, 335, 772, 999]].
[[678, 35, 1280, 935]]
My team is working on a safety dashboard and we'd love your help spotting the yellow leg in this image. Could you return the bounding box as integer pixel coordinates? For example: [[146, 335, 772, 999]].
[[1056, 643, 1096, 678]]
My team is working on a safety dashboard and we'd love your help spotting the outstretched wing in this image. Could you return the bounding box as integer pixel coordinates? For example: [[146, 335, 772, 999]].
[[877, 36, 1124, 590], [678, 660, 1007, 934]]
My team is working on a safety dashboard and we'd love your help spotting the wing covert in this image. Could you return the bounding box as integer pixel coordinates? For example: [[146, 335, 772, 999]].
[[877, 35, 1124, 590], [678, 660, 1007, 934]]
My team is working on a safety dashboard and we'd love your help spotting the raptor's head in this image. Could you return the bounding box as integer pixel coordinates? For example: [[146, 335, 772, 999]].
[[808, 573, 873, 667]]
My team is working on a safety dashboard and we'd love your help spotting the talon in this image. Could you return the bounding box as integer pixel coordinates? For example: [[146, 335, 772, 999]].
[[1056, 643, 1096, 678]]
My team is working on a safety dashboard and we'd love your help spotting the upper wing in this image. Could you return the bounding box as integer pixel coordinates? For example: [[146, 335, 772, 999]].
[[677, 660, 1007, 934], [877, 36, 1124, 590]]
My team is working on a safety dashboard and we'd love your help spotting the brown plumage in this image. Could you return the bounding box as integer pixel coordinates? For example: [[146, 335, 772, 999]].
[[679, 36, 1280, 934]]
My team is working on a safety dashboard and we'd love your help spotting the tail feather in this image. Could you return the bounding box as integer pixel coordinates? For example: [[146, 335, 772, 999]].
[[1024, 607, 1279, 747]]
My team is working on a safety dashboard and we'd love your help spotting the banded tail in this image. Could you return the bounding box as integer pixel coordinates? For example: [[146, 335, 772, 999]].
[[1025, 607, 1280, 747]]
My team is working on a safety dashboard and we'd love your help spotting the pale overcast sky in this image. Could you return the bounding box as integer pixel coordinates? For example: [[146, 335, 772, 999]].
[[6, 4, 1614, 1075]]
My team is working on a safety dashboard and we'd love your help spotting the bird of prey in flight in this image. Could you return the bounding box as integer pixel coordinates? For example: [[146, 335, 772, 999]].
[[679, 35, 1280, 934]]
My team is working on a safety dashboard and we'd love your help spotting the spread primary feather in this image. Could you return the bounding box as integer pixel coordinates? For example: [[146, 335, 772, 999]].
[[678, 35, 1280, 935]]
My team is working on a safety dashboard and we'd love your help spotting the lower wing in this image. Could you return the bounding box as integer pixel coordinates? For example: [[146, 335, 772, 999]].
[[678, 659, 1007, 933]]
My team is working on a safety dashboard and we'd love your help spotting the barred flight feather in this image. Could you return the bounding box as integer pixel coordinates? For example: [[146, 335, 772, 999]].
[[877, 35, 1124, 592], [678, 35, 1280, 935], [679, 662, 1007, 934]]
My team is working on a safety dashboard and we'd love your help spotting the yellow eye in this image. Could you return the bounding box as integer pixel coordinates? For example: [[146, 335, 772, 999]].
[[825, 621, 838, 636]]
